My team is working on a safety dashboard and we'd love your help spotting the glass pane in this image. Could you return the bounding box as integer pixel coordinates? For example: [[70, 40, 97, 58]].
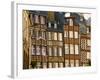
[[48, 47, 52, 56], [42, 47, 46, 55], [75, 45, 79, 54], [59, 47, 62, 56], [32, 46, 35, 55], [43, 63, 47, 68], [70, 60, 74, 67], [64, 31, 68, 37], [48, 32, 51, 40], [53, 47, 57, 56], [65, 60, 69, 67], [74, 32, 78, 38], [59, 63, 63, 67], [65, 44, 69, 54], [69, 19, 73, 26], [58, 33, 62, 41], [34, 15, 39, 23], [49, 63, 52, 68], [75, 60, 79, 67], [70, 44, 74, 54], [69, 31, 73, 38], [40, 16, 45, 24], [54, 32, 57, 40], [87, 52, 90, 59], [36, 46, 41, 55]]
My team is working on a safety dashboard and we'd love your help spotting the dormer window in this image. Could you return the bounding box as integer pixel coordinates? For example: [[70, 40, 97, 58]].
[[69, 18, 73, 26], [48, 22, 51, 28], [54, 23, 57, 29]]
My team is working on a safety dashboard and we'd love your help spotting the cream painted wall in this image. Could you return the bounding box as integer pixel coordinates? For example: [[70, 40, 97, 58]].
[[0, 0, 99, 80]]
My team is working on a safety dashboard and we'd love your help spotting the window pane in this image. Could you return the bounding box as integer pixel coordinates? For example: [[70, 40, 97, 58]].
[[32, 46, 35, 55], [58, 33, 62, 41], [54, 23, 57, 29], [75, 60, 79, 67], [65, 44, 69, 54], [70, 44, 74, 54], [34, 15, 39, 23], [53, 47, 57, 56], [48, 47, 52, 56], [69, 31, 73, 38], [74, 32, 78, 38], [69, 19, 73, 26], [75, 45, 79, 54], [48, 32, 51, 40], [55, 63, 58, 68], [64, 31, 68, 37], [37, 62, 41, 68], [42, 47, 46, 55], [59, 47, 62, 56], [54, 32, 57, 40], [65, 60, 69, 67], [36, 46, 41, 55], [87, 52, 90, 59], [48, 22, 51, 28], [70, 60, 74, 67], [49, 63, 52, 68], [43, 63, 47, 68], [59, 63, 63, 67], [40, 16, 45, 24], [87, 40, 91, 46]]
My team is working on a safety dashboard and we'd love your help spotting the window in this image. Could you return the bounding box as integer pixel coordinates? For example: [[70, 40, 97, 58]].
[[59, 47, 62, 56], [65, 44, 69, 54], [32, 46, 35, 55], [75, 60, 79, 67], [48, 47, 52, 56], [36, 46, 41, 55], [69, 31, 73, 38], [36, 62, 41, 68], [74, 32, 78, 38], [87, 28, 89, 33], [54, 23, 57, 29], [70, 60, 74, 67], [53, 47, 57, 56], [58, 33, 62, 41], [87, 40, 91, 46], [40, 16, 45, 24], [48, 32, 51, 40], [65, 60, 69, 67], [54, 32, 57, 40], [59, 63, 63, 67], [42, 47, 46, 55], [70, 44, 74, 54], [48, 22, 51, 28], [55, 63, 58, 68], [43, 63, 47, 68], [69, 19, 73, 26], [42, 31, 45, 39], [75, 45, 79, 54], [34, 15, 39, 23], [49, 63, 52, 68], [87, 52, 90, 59], [64, 31, 68, 37], [36, 31, 39, 40]]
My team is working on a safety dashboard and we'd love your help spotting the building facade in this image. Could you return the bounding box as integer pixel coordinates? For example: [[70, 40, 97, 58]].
[[23, 10, 91, 69]]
